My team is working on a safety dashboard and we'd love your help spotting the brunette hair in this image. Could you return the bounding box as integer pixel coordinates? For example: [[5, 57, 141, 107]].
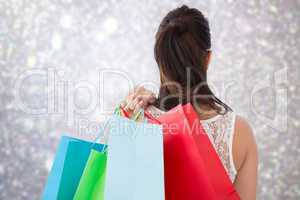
[[154, 5, 231, 113]]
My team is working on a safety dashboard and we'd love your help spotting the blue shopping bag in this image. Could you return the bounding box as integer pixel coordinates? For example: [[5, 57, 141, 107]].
[[104, 115, 165, 200], [42, 136, 106, 200]]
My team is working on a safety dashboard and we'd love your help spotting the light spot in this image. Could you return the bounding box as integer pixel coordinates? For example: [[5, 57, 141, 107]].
[[51, 32, 62, 50], [60, 14, 73, 29], [45, 157, 53, 172], [95, 31, 106, 43], [0, 165, 4, 175], [27, 55, 36, 68], [23, 118, 34, 130], [103, 17, 118, 35]]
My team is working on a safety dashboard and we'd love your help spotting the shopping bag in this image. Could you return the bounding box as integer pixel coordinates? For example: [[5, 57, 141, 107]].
[[181, 103, 240, 199], [153, 104, 218, 200], [73, 149, 107, 200], [104, 115, 164, 200], [146, 103, 240, 200], [42, 136, 106, 200]]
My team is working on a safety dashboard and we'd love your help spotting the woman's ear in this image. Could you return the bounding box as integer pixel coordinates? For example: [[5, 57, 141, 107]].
[[204, 50, 212, 71]]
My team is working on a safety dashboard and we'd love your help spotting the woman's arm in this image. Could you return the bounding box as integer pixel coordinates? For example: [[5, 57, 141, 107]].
[[233, 116, 258, 200]]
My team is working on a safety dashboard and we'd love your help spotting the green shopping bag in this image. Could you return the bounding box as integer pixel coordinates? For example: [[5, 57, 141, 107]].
[[73, 149, 107, 200]]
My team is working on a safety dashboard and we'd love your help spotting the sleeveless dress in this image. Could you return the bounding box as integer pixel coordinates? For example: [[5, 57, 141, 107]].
[[146, 106, 237, 183]]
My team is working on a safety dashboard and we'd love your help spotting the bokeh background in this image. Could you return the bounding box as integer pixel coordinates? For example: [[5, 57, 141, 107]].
[[0, 0, 299, 199]]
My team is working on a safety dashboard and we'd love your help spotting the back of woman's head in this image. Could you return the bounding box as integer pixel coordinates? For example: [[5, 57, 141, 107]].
[[154, 5, 231, 113]]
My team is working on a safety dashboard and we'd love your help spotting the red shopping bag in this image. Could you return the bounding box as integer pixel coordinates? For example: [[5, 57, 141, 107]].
[[149, 105, 217, 200], [146, 104, 240, 200], [181, 103, 240, 200]]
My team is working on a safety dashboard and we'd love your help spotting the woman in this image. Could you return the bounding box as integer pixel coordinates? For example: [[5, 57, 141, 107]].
[[122, 5, 258, 200]]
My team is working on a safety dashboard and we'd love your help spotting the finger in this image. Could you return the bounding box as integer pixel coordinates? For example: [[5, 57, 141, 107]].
[[124, 93, 135, 110], [128, 97, 139, 110], [124, 87, 152, 110], [133, 100, 143, 115], [136, 94, 156, 107], [127, 89, 145, 110], [146, 93, 156, 103], [120, 99, 127, 108]]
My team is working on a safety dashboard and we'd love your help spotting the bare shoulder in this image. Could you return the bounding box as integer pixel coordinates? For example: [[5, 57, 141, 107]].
[[233, 115, 258, 172]]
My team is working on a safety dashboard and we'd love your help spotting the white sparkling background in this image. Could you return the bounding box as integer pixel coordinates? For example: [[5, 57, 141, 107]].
[[0, 0, 299, 199]]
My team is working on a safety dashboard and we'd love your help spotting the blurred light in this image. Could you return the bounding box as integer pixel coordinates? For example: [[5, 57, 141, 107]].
[[51, 32, 62, 50], [60, 14, 73, 29], [103, 17, 118, 35], [45, 157, 53, 172], [27, 55, 36, 68], [95, 17, 118, 43]]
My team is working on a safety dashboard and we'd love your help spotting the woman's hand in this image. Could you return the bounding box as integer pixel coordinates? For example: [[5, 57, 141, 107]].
[[121, 87, 156, 113]]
